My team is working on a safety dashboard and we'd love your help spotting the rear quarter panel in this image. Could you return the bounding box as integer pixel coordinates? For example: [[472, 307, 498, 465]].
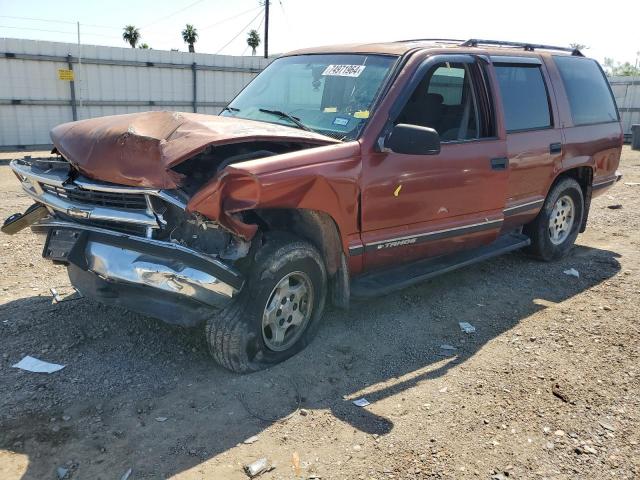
[[542, 55, 623, 196]]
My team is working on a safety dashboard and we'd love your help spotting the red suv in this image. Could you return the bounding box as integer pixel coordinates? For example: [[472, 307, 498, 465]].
[[3, 39, 622, 372]]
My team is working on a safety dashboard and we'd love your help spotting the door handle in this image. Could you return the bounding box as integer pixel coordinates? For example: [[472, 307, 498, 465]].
[[490, 157, 509, 170], [550, 142, 562, 154]]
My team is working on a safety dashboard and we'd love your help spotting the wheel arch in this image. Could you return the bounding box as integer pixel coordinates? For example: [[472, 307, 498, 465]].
[[249, 208, 350, 308], [552, 165, 593, 232]]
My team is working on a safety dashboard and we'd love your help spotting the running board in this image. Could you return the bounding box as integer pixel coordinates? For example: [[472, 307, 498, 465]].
[[351, 233, 531, 298]]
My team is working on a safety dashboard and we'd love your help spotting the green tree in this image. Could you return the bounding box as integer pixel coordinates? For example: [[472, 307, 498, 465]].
[[569, 42, 587, 51], [122, 25, 141, 48], [247, 29, 260, 56], [138, 43, 150, 49], [603, 57, 640, 77], [182, 24, 198, 53]]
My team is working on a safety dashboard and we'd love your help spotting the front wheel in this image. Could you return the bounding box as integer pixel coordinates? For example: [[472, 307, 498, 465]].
[[524, 177, 584, 261], [205, 234, 327, 373]]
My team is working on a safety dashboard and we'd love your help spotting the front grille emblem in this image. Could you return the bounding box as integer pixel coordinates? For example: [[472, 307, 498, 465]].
[[66, 207, 92, 219]]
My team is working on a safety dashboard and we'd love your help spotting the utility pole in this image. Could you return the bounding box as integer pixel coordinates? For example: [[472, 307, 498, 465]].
[[77, 22, 83, 110], [264, 0, 269, 58]]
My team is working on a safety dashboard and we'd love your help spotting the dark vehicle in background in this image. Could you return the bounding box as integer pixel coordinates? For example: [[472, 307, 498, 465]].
[[3, 39, 622, 372]]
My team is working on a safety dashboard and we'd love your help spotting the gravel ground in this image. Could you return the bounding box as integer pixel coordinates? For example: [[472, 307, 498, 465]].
[[0, 148, 638, 480]]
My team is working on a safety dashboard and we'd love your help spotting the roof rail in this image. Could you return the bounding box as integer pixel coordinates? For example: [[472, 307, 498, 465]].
[[461, 39, 584, 56], [395, 38, 466, 44]]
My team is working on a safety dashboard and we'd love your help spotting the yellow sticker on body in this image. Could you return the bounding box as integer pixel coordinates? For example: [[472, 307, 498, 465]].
[[394, 185, 402, 197]]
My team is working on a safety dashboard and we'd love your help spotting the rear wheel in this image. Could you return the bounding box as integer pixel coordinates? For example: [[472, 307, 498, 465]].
[[205, 234, 327, 373], [524, 177, 584, 261]]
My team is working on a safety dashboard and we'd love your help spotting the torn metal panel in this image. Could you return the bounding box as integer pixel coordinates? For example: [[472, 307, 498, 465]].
[[50, 111, 339, 189], [186, 143, 362, 243]]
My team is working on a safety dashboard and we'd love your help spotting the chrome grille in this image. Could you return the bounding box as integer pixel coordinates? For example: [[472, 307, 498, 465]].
[[41, 184, 148, 210], [56, 213, 149, 236]]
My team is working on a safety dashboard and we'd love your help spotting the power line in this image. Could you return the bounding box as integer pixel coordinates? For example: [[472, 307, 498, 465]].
[[142, 0, 207, 29], [215, 10, 263, 54], [0, 24, 121, 40], [200, 5, 262, 31], [0, 14, 119, 30], [0, 24, 77, 36]]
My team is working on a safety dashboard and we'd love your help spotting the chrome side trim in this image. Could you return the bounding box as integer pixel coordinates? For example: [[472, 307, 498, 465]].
[[355, 219, 504, 255], [365, 219, 503, 247], [503, 198, 545, 212]]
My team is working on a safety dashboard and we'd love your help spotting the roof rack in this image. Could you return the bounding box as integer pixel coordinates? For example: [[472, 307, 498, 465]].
[[395, 38, 584, 56], [461, 39, 584, 56], [395, 38, 467, 44]]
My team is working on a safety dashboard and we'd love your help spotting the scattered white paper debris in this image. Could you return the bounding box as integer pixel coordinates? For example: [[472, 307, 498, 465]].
[[439, 387, 448, 393], [352, 398, 370, 407], [243, 435, 259, 444], [155, 417, 168, 422], [12, 356, 65, 373], [563, 268, 580, 278], [459, 322, 476, 333], [244, 457, 271, 477], [50, 287, 63, 303], [624, 182, 639, 186], [120, 468, 133, 480], [440, 344, 456, 350]]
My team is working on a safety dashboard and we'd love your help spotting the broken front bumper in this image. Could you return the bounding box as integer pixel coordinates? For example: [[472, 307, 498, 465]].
[[35, 220, 244, 326], [6, 158, 244, 326]]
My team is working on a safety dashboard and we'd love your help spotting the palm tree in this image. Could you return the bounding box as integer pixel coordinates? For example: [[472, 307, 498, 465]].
[[182, 24, 198, 53], [247, 29, 260, 56], [122, 25, 140, 48]]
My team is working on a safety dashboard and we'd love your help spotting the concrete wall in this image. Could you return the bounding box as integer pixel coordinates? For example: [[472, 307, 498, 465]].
[[609, 75, 640, 139], [0, 38, 272, 150]]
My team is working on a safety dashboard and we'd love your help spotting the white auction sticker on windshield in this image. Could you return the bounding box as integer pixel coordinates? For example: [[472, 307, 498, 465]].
[[322, 64, 366, 77]]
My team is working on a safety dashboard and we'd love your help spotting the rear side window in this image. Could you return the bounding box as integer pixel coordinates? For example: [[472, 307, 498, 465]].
[[494, 64, 551, 132], [554, 56, 618, 125]]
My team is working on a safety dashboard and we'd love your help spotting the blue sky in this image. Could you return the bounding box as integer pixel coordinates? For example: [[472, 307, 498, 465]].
[[0, 0, 638, 64]]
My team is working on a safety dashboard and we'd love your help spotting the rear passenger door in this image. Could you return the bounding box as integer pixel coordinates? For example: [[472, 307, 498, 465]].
[[491, 57, 563, 227]]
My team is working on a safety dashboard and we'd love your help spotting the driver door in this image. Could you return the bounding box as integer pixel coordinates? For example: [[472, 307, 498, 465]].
[[360, 55, 509, 271]]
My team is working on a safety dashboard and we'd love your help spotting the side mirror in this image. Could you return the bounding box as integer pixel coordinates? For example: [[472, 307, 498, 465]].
[[385, 124, 441, 155]]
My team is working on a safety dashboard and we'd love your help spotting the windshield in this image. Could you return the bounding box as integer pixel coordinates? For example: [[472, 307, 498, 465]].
[[221, 54, 397, 141]]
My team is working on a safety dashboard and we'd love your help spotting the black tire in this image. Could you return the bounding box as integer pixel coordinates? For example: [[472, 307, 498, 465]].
[[523, 177, 584, 261], [205, 233, 327, 373]]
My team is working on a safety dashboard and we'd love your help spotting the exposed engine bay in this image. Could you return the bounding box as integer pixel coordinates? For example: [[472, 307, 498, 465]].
[[172, 141, 314, 195]]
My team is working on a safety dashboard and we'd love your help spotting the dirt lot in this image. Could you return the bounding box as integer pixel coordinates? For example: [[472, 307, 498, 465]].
[[0, 148, 638, 480]]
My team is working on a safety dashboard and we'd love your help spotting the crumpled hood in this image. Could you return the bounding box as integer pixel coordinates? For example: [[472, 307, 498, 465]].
[[50, 111, 338, 189]]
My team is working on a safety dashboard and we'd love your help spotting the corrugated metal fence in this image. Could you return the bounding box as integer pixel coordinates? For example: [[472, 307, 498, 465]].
[[0, 38, 272, 150], [609, 75, 640, 140], [1, 38, 638, 149]]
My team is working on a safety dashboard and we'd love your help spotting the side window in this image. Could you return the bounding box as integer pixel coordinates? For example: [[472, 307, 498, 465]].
[[553, 56, 619, 125], [494, 64, 551, 132], [397, 62, 488, 142]]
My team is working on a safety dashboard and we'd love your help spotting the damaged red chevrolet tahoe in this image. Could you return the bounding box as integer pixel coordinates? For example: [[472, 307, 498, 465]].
[[3, 39, 622, 372]]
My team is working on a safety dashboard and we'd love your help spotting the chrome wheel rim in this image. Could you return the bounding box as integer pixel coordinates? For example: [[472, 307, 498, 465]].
[[548, 195, 575, 245], [262, 271, 314, 352]]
